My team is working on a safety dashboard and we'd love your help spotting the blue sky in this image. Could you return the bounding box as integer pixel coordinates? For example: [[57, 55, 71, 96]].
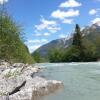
[[1, 0, 100, 52]]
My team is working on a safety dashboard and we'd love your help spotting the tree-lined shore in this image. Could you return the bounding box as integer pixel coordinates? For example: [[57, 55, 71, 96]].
[[33, 24, 100, 63]]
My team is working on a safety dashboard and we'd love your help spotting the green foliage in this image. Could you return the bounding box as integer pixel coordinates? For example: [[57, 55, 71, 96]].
[[32, 51, 45, 63], [82, 39, 97, 61], [94, 36, 100, 59], [48, 49, 64, 62], [0, 10, 34, 63], [63, 47, 81, 62]]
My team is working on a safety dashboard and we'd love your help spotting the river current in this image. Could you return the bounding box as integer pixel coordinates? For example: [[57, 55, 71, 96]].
[[35, 62, 100, 100]]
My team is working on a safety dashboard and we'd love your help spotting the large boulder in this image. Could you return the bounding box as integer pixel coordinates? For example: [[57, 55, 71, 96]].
[[0, 62, 63, 100], [9, 76, 63, 100]]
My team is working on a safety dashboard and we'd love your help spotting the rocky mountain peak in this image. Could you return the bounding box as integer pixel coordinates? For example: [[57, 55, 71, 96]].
[[94, 21, 100, 26], [90, 21, 100, 30]]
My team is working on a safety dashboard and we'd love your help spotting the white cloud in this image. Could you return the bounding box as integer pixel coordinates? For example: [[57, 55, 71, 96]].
[[91, 17, 100, 24], [35, 17, 57, 31], [44, 33, 50, 36], [41, 39, 48, 43], [47, 26, 61, 33], [59, 0, 82, 8], [25, 39, 49, 53], [59, 34, 67, 38], [41, 18, 56, 25], [34, 32, 51, 37], [89, 9, 97, 15], [35, 23, 47, 31], [26, 39, 48, 45], [26, 40, 41, 44], [35, 17, 60, 33], [51, 9, 79, 19], [0, 0, 8, 4], [62, 18, 73, 24], [58, 33, 72, 40]]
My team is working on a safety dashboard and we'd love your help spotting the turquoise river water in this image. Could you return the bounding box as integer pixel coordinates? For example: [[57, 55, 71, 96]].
[[35, 62, 100, 100]]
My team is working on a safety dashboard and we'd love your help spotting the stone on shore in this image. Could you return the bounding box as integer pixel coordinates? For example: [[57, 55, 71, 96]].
[[0, 61, 63, 100]]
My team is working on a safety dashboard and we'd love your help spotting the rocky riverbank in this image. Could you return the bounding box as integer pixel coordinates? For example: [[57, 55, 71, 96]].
[[0, 60, 63, 100]]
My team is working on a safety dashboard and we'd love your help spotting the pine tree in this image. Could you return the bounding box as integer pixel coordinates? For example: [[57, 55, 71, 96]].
[[72, 24, 85, 61], [72, 24, 83, 47]]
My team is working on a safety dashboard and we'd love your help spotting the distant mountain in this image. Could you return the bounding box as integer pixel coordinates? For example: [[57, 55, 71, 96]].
[[82, 22, 100, 41], [32, 22, 100, 61]]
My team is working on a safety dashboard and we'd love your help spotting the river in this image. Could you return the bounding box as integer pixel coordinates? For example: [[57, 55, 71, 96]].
[[35, 62, 100, 100]]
